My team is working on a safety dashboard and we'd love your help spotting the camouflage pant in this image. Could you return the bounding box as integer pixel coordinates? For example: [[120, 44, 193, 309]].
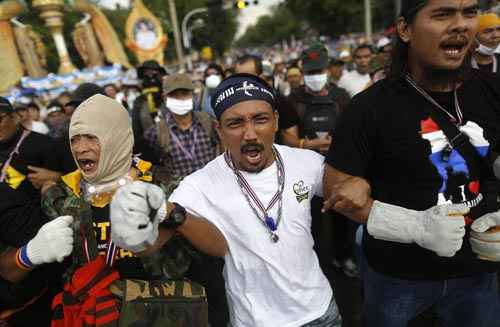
[[301, 298, 342, 327]]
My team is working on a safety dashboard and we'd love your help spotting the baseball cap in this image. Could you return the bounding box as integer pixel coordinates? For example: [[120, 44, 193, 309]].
[[302, 43, 329, 74], [0, 97, 13, 114], [66, 83, 105, 108], [163, 73, 194, 95]]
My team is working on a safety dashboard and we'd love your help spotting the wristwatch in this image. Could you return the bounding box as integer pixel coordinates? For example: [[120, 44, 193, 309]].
[[160, 203, 187, 230]]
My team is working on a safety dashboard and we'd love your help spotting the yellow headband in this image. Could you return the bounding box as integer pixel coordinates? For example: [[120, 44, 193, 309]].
[[478, 13, 500, 33]]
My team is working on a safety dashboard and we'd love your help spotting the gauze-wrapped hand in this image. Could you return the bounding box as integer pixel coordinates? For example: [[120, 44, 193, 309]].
[[26, 215, 74, 266], [368, 201, 467, 257], [110, 181, 166, 253], [470, 211, 500, 262]]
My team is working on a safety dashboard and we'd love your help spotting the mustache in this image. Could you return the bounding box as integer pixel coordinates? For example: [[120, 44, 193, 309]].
[[240, 143, 264, 153], [440, 35, 469, 47]]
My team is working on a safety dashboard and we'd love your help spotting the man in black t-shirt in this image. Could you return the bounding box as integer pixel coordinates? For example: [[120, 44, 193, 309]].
[[472, 13, 500, 73], [0, 183, 73, 327], [323, 1, 500, 326], [0, 97, 62, 198]]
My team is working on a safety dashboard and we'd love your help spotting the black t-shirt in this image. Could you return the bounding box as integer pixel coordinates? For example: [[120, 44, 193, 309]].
[[0, 183, 63, 326], [327, 71, 500, 280], [0, 129, 62, 198], [91, 206, 148, 279], [0, 183, 46, 246], [475, 53, 500, 73], [276, 93, 299, 131]]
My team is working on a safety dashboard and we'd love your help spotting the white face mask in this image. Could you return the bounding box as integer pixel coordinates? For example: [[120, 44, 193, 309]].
[[304, 73, 328, 92], [166, 97, 193, 116], [476, 42, 497, 56], [205, 74, 222, 89]]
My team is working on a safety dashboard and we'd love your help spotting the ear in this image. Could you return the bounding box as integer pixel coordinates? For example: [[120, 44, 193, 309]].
[[397, 17, 411, 43], [214, 119, 226, 147]]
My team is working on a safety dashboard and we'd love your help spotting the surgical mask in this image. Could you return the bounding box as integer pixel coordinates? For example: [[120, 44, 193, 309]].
[[205, 74, 222, 89], [166, 97, 193, 116], [304, 73, 328, 92], [476, 42, 497, 56]]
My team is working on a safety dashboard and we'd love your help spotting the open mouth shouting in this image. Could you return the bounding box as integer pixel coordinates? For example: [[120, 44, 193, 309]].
[[77, 157, 98, 175], [241, 143, 265, 166], [440, 37, 469, 60]]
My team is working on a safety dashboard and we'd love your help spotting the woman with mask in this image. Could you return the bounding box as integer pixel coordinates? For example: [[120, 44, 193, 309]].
[[472, 13, 500, 73]]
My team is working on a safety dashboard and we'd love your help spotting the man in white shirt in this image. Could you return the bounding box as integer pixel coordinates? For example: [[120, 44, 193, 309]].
[[109, 73, 341, 327], [338, 44, 374, 97]]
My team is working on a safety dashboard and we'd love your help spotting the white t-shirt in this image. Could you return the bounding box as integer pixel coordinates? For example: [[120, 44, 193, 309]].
[[338, 70, 371, 97], [169, 145, 332, 327]]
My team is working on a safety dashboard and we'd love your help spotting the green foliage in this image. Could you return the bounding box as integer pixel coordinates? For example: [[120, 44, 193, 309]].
[[237, 0, 397, 48], [236, 4, 302, 48], [285, 0, 396, 37]]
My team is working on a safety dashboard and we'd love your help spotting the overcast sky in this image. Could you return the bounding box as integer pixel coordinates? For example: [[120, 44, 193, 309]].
[[98, 0, 282, 38]]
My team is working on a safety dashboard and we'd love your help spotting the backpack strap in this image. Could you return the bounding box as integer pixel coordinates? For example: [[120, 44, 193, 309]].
[[194, 111, 216, 142]]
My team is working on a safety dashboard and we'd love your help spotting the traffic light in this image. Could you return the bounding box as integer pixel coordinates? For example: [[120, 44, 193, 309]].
[[235, 1, 248, 9], [234, 0, 258, 9]]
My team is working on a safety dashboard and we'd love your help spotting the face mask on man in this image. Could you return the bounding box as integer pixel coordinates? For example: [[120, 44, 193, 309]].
[[205, 74, 222, 89], [476, 41, 497, 56], [166, 97, 193, 116], [304, 73, 328, 92]]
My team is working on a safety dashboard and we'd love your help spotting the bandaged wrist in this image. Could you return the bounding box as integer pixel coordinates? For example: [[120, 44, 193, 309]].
[[367, 200, 422, 244], [16, 246, 34, 270]]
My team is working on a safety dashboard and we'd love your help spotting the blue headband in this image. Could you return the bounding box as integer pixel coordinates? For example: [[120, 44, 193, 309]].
[[211, 73, 275, 119]]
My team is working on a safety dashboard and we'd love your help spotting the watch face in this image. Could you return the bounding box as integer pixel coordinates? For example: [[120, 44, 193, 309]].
[[164, 203, 186, 229]]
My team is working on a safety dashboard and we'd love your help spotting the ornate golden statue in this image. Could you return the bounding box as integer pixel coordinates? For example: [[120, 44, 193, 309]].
[[72, 13, 105, 68], [12, 18, 48, 78], [125, 0, 167, 65], [32, 0, 77, 75], [0, 0, 25, 93], [73, 0, 131, 68]]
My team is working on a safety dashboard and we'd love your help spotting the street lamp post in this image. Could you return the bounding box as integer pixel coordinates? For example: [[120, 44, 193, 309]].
[[167, 0, 185, 70], [364, 0, 372, 42], [182, 7, 208, 49]]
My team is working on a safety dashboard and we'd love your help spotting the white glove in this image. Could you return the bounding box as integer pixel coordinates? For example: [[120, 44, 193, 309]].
[[26, 215, 74, 265], [368, 201, 467, 257], [110, 181, 166, 253], [470, 211, 500, 261]]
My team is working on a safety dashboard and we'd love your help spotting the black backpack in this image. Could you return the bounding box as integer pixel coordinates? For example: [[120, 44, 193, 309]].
[[295, 91, 340, 139]]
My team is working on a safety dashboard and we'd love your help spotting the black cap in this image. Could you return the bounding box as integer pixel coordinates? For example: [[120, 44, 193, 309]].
[[302, 43, 329, 74], [137, 60, 167, 79], [66, 83, 104, 108], [0, 97, 13, 114]]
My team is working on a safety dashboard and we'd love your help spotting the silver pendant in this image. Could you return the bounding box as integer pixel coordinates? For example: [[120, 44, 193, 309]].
[[271, 233, 279, 243]]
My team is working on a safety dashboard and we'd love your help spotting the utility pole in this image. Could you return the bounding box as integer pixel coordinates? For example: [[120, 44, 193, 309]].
[[364, 0, 372, 42], [395, 0, 402, 19], [167, 0, 185, 70]]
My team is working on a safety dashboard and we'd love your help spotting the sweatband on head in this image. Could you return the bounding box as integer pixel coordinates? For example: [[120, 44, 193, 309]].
[[211, 73, 275, 120], [478, 13, 500, 33]]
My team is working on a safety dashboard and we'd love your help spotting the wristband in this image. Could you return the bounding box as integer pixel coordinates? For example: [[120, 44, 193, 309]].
[[16, 246, 34, 270]]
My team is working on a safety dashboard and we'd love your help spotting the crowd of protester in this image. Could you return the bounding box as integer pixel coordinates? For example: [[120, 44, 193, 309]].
[[1, 1, 500, 327]]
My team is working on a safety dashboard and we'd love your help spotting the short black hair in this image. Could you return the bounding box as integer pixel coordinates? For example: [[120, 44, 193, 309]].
[[329, 59, 345, 67], [353, 44, 374, 57], [236, 54, 263, 76]]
